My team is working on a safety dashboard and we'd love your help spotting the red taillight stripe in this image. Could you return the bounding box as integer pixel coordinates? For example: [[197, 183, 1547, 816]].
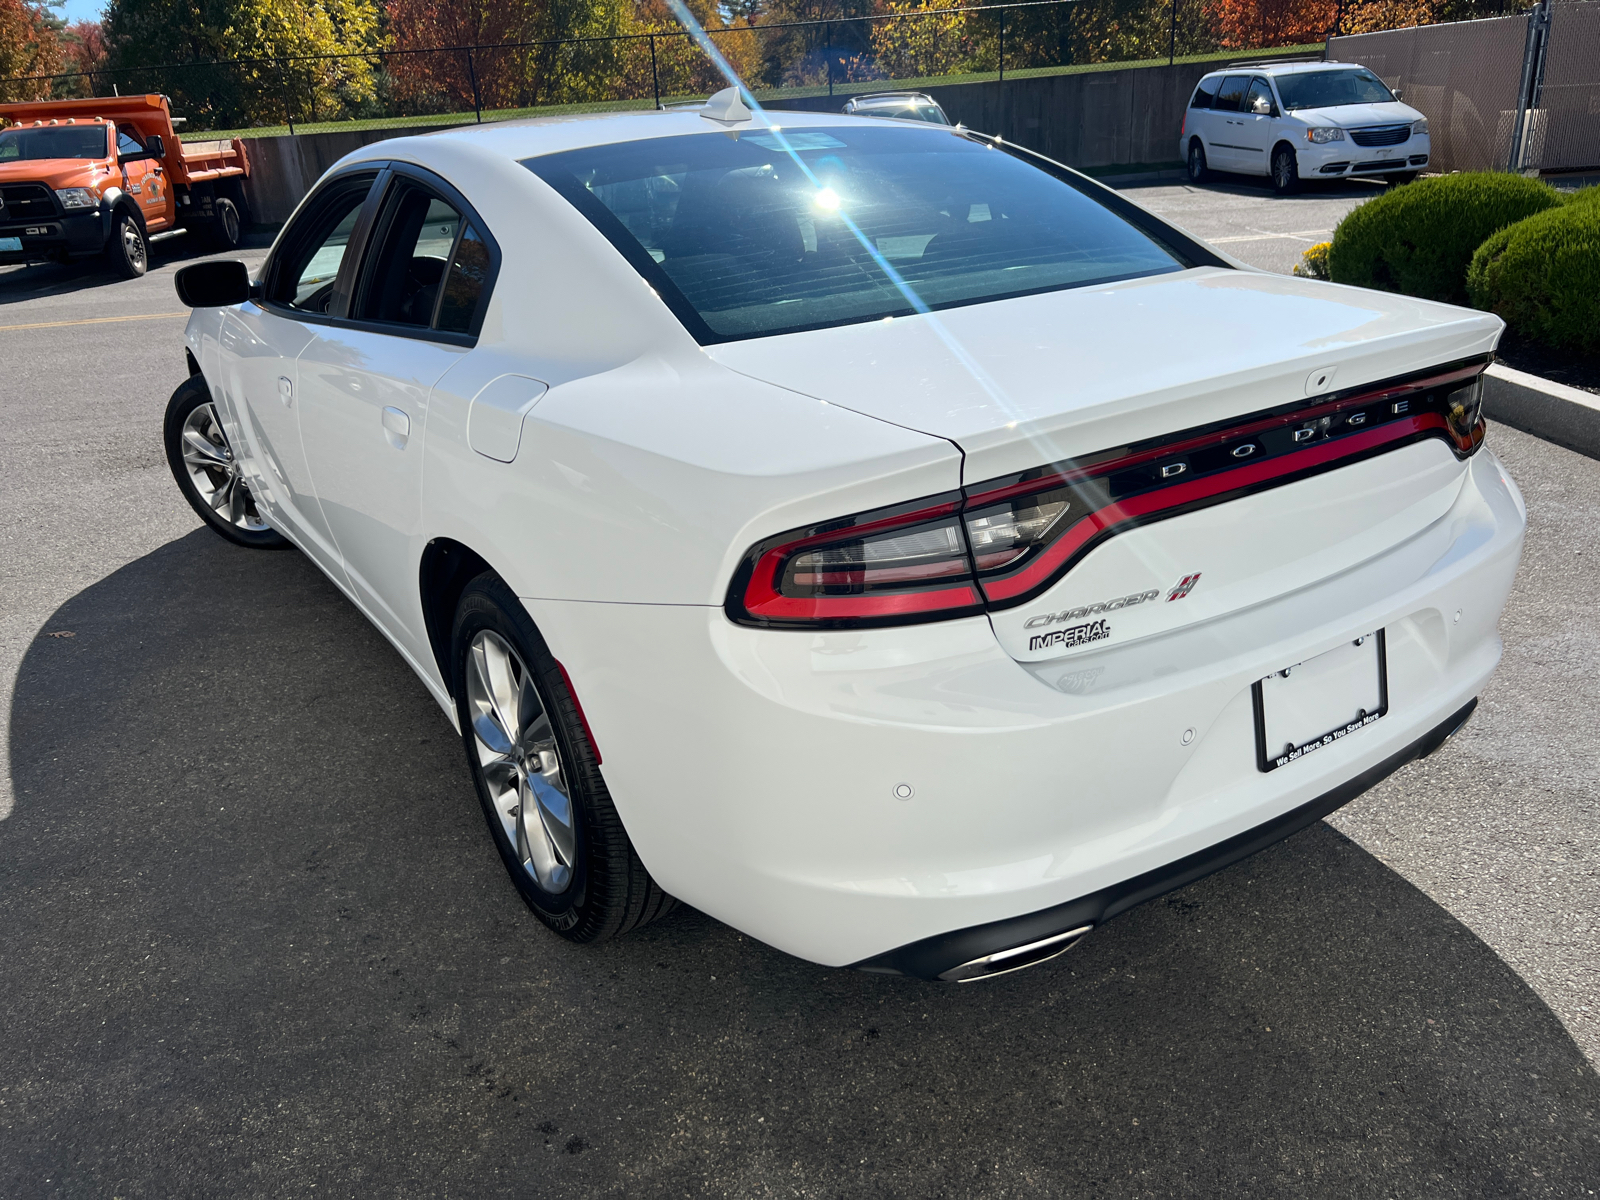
[[742, 584, 982, 622], [979, 413, 1446, 602], [964, 363, 1481, 509]]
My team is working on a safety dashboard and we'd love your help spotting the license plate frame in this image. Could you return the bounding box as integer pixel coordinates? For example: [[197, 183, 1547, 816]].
[[0, 237, 22, 252], [1251, 630, 1388, 773]]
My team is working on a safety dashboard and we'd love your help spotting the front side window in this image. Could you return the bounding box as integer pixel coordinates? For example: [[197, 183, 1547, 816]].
[[268, 174, 376, 314], [1244, 78, 1277, 116], [1276, 69, 1396, 111], [117, 127, 143, 157], [525, 126, 1186, 342], [0, 125, 108, 161]]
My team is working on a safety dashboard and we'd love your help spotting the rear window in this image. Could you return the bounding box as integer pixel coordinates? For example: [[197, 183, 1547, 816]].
[[1276, 69, 1396, 111], [0, 125, 108, 161], [524, 126, 1185, 342]]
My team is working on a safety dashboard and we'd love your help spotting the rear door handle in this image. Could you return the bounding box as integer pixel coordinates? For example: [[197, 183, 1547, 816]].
[[382, 406, 410, 449]]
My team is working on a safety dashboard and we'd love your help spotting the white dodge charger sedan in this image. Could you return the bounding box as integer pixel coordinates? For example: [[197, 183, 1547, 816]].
[[165, 100, 1524, 982]]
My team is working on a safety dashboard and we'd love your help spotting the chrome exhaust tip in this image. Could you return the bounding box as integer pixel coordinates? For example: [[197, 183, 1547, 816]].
[[937, 924, 1093, 983]]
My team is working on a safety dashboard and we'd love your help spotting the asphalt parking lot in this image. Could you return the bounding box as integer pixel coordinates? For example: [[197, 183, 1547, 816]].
[[2, 177, 1598, 1197]]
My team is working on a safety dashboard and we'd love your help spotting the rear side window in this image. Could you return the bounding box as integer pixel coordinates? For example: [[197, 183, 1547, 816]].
[[1213, 75, 1250, 113], [525, 126, 1188, 343], [351, 177, 496, 337], [1190, 79, 1218, 109]]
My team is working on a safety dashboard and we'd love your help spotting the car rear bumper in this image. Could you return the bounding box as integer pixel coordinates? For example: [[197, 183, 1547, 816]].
[[528, 446, 1524, 968], [0, 209, 108, 263]]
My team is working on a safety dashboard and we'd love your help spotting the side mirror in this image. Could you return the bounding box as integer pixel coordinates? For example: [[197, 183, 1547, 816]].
[[175, 259, 255, 308], [144, 134, 164, 160], [1392, 88, 1403, 100]]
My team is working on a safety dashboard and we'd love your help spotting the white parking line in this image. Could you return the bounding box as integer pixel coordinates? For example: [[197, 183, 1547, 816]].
[[1210, 229, 1332, 245]]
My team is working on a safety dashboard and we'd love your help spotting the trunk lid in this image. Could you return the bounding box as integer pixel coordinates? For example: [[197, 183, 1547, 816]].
[[705, 267, 1500, 484]]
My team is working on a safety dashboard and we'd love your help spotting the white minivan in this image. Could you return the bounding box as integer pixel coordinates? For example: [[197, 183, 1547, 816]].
[[1179, 61, 1431, 192]]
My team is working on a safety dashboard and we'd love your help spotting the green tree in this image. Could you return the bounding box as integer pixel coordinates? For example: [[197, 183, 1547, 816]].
[[101, 0, 382, 129]]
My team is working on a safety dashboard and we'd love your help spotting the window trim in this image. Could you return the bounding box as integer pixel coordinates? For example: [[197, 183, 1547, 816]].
[[523, 127, 1227, 347], [338, 161, 503, 348]]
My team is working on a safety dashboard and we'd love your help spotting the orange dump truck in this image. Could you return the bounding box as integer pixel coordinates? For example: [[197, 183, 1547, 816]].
[[0, 94, 250, 278]]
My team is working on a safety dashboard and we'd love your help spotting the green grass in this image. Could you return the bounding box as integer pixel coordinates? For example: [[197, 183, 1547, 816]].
[[182, 42, 1324, 142]]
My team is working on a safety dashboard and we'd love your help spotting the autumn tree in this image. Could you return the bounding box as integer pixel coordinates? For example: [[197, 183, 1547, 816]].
[[1204, 0, 1338, 47], [0, 0, 64, 101]]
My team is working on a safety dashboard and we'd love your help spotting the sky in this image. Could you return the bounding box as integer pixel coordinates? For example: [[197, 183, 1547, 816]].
[[54, 0, 106, 28]]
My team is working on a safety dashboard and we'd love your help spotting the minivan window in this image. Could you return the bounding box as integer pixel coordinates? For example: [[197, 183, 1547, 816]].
[[1244, 77, 1277, 116], [1276, 69, 1396, 111], [1213, 76, 1250, 113], [525, 127, 1186, 342], [1190, 78, 1218, 109]]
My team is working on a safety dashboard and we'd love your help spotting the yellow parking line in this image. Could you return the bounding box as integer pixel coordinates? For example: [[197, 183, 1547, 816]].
[[0, 311, 187, 333]]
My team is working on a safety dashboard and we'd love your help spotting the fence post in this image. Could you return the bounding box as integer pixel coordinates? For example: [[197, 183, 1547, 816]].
[[1509, 0, 1551, 171], [1169, 0, 1177, 66], [650, 35, 660, 108], [276, 57, 295, 135], [999, 10, 1006, 82], [826, 22, 833, 98], [467, 48, 483, 123]]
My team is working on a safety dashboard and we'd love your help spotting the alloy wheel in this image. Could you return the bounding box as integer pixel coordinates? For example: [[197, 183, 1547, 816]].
[[179, 402, 270, 531], [466, 629, 577, 894]]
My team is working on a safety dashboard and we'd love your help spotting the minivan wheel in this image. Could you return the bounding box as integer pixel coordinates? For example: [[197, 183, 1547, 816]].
[[107, 212, 148, 278], [1271, 145, 1300, 194], [162, 374, 287, 548], [1187, 141, 1210, 184], [451, 573, 675, 943]]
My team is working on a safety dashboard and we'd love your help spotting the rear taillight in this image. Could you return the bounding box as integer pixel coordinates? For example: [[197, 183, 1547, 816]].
[[1442, 375, 1486, 455], [725, 493, 983, 629], [727, 361, 1489, 629]]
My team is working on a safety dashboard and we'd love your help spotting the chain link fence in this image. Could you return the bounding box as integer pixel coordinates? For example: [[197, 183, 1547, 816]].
[[1, 0, 1325, 139], [1330, 0, 1600, 175]]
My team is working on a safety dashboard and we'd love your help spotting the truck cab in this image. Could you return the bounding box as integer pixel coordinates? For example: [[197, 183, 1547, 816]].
[[0, 94, 250, 278]]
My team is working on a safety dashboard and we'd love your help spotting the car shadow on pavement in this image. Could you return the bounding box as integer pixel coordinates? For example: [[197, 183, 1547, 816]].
[[6, 529, 1598, 1197], [0, 232, 273, 306]]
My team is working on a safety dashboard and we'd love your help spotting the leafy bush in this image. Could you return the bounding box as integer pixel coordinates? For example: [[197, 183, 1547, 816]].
[[1327, 173, 1562, 304], [1293, 241, 1331, 280], [1467, 198, 1600, 354]]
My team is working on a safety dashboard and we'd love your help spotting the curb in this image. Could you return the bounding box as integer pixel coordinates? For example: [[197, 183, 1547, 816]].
[[1484, 363, 1600, 461]]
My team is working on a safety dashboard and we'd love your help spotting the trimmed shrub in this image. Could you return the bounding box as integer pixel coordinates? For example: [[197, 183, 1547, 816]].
[[1327, 173, 1562, 305], [1467, 198, 1600, 354]]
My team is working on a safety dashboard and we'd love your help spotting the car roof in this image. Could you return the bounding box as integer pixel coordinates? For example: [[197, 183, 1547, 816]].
[[848, 92, 938, 106], [1199, 60, 1369, 80], [369, 106, 958, 164]]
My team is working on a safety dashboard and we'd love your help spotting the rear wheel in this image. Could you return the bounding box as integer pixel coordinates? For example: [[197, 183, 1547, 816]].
[[208, 198, 241, 251], [163, 374, 287, 548], [106, 212, 147, 279], [1187, 140, 1210, 184], [452, 573, 675, 943], [1271, 145, 1300, 194]]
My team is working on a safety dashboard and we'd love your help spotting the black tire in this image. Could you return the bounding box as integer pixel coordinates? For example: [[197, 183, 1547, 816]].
[[452, 572, 675, 944], [106, 210, 148, 279], [1271, 144, 1300, 194], [208, 198, 242, 251], [1186, 139, 1210, 184], [163, 374, 288, 549]]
